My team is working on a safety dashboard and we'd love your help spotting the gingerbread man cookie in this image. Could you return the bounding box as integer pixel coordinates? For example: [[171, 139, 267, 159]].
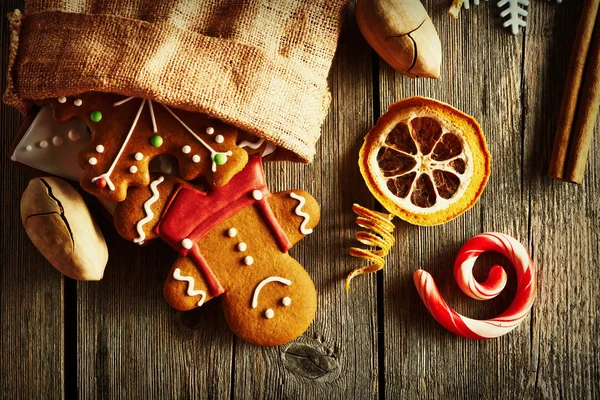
[[40, 92, 249, 202], [114, 156, 320, 346]]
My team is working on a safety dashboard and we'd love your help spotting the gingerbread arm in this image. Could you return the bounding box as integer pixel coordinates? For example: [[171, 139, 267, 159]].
[[268, 190, 320, 248], [113, 174, 186, 244]]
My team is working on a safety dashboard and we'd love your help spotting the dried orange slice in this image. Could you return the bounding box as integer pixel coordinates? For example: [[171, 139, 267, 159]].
[[359, 97, 490, 226]]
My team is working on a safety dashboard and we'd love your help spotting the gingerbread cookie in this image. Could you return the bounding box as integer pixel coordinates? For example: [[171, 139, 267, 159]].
[[113, 156, 320, 346], [40, 92, 249, 202]]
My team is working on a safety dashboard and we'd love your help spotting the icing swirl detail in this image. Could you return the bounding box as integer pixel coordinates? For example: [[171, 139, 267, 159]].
[[289, 192, 313, 234], [173, 268, 206, 307], [133, 176, 165, 244]]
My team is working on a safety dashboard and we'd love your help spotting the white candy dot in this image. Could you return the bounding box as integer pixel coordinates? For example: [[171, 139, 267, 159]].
[[68, 129, 80, 141], [181, 238, 193, 249], [244, 256, 254, 266], [39, 140, 48, 149], [228, 228, 237, 238], [215, 135, 224, 144], [52, 136, 63, 146], [282, 297, 292, 306], [135, 152, 143, 161], [96, 145, 104, 153], [58, 96, 67, 103], [192, 155, 201, 163], [25, 145, 33, 151], [182, 145, 191, 154], [129, 165, 138, 173], [89, 157, 97, 165], [74, 99, 83, 107], [238, 242, 247, 252], [265, 309, 274, 319], [252, 190, 263, 200], [206, 127, 214, 135]]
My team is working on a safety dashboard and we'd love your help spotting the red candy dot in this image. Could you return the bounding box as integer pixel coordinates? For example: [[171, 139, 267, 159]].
[[95, 178, 107, 189]]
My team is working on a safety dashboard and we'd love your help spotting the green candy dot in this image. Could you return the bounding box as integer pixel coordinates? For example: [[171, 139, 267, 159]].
[[151, 135, 163, 148], [90, 110, 102, 123], [214, 153, 227, 166]]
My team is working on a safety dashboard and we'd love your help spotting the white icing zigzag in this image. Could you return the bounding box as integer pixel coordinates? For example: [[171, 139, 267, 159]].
[[133, 176, 165, 244], [289, 192, 313, 234], [173, 268, 206, 307]]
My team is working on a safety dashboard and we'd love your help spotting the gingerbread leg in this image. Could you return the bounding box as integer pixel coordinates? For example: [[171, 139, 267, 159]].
[[219, 256, 317, 347]]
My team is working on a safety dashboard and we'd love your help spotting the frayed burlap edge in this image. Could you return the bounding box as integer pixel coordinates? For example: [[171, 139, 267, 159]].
[[3, 10, 33, 114], [3, 8, 346, 162]]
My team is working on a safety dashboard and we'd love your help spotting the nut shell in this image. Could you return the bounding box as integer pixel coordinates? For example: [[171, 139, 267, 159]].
[[21, 177, 108, 280], [356, 0, 442, 79]]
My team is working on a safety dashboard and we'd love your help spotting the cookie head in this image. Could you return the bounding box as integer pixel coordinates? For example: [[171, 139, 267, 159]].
[[43, 93, 248, 202]]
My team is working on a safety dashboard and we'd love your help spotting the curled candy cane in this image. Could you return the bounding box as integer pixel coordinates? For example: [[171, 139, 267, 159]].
[[414, 232, 536, 340]]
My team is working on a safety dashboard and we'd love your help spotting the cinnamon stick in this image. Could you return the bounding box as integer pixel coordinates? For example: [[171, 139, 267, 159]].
[[565, 15, 600, 184], [548, 0, 600, 180]]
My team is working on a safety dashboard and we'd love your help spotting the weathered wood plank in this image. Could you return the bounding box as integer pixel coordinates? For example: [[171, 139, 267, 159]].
[[1, 0, 65, 398], [77, 217, 234, 398], [231, 2, 379, 399], [523, 3, 599, 399], [379, 2, 534, 398]]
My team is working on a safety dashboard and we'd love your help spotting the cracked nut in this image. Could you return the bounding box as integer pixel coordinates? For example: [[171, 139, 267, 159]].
[[21, 177, 108, 280], [356, 0, 442, 79]]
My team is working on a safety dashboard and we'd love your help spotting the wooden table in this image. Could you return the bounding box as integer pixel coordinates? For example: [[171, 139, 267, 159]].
[[2, 1, 598, 398]]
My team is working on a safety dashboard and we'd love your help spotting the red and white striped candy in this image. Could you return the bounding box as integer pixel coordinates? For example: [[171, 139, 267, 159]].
[[413, 232, 536, 339]]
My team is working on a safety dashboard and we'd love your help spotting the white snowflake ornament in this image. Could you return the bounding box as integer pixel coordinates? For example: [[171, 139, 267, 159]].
[[498, 0, 529, 35]]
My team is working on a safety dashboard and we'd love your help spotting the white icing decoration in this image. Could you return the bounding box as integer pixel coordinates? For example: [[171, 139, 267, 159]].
[[74, 99, 82, 106], [39, 140, 48, 149], [289, 192, 313, 234], [129, 165, 138, 173], [182, 238, 193, 249], [192, 155, 201, 163], [172, 268, 206, 307], [133, 176, 164, 244], [92, 99, 147, 191], [244, 256, 254, 266], [148, 100, 158, 133], [96, 145, 104, 153], [238, 242, 247, 252], [25, 145, 32, 151], [215, 134, 224, 144], [113, 96, 135, 106], [265, 309, 274, 319], [228, 228, 237, 238], [89, 157, 97, 165], [52, 136, 63, 146], [252, 277, 292, 308], [135, 152, 144, 161], [263, 142, 276, 157], [58, 96, 67, 103], [206, 127, 214, 135], [161, 104, 231, 172], [68, 129, 80, 141], [282, 297, 291, 306], [182, 145, 191, 154], [252, 190, 263, 200], [238, 138, 264, 149], [237, 138, 277, 157]]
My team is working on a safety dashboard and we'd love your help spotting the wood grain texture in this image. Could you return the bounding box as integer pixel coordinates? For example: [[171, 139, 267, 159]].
[[1, 0, 64, 399], [231, 2, 379, 398], [0, 0, 598, 399], [524, 2, 599, 399]]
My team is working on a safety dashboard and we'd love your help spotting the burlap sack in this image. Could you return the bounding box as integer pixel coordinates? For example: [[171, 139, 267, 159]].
[[3, 0, 349, 162]]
